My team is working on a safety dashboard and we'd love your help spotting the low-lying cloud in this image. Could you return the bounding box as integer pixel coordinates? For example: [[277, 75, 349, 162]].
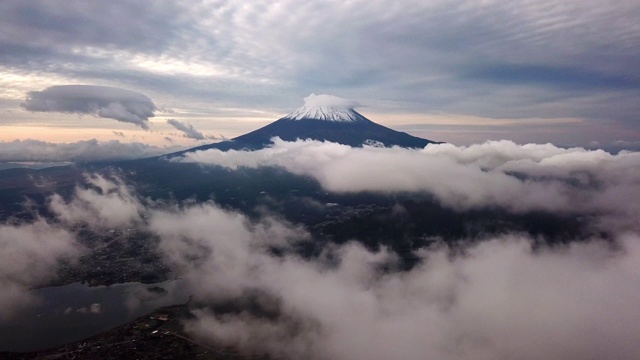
[[177, 139, 640, 230], [0, 220, 81, 321], [21, 85, 156, 129], [0, 139, 184, 162], [49, 174, 143, 229], [3, 133, 639, 358], [166, 119, 215, 140], [31, 174, 640, 360], [146, 192, 640, 360], [179, 232, 640, 360], [0, 174, 139, 321]]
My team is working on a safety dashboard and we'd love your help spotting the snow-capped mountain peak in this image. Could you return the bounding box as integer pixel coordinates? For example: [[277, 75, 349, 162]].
[[168, 93, 437, 155], [285, 105, 361, 122], [283, 94, 363, 122]]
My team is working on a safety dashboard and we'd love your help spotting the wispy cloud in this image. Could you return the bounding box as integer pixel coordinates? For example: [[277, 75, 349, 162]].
[[166, 119, 216, 140]]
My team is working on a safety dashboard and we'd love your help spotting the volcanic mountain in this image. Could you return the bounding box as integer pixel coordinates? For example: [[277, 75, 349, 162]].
[[178, 94, 437, 154]]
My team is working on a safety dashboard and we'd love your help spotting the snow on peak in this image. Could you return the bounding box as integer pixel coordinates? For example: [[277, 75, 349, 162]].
[[284, 93, 362, 122], [303, 93, 358, 109]]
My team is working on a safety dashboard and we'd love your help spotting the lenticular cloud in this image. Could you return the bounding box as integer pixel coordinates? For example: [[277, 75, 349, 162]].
[[22, 85, 156, 129], [302, 93, 359, 109]]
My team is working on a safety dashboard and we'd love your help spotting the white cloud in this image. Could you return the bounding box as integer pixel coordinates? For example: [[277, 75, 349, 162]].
[[285, 93, 362, 121], [144, 200, 640, 360], [0, 220, 81, 322], [177, 139, 640, 226], [32, 173, 640, 359], [176, 233, 640, 360], [21, 85, 156, 129], [48, 174, 143, 229], [302, 93, 358, 109], [0, 174, 149, 321]]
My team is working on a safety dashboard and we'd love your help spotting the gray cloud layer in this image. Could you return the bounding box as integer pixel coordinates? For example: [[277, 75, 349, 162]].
[[21, 85, 156, 129], [1, 1, 639, 142], [0, 139, 184, 162], [0, 174, 141, 321]]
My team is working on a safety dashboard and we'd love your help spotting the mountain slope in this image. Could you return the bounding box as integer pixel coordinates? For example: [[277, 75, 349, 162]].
[[177, 94, 437, 154]]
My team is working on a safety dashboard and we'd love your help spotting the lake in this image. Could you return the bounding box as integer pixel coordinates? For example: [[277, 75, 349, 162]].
[[0, 279, 189, 352]]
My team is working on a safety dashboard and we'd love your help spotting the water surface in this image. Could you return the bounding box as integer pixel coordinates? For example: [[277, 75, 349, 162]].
[[0, 280, 188, 352]]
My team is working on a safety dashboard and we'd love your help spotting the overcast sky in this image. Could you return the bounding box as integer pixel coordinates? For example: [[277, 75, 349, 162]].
[[1, 0, 639, 148]]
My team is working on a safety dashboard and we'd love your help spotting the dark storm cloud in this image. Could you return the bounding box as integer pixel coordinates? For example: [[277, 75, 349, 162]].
[[21, 85, 156, 128]]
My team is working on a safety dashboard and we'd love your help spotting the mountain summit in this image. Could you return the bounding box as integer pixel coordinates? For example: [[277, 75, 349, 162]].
[[179, 94, 437, 154], [282, 93, 363, 122]]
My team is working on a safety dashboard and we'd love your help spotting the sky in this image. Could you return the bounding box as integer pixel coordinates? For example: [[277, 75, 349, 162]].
[[1, 0, 639, 154]]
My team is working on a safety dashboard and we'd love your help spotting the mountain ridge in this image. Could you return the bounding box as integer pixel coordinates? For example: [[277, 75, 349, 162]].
[[169, 96, 438, 156]]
